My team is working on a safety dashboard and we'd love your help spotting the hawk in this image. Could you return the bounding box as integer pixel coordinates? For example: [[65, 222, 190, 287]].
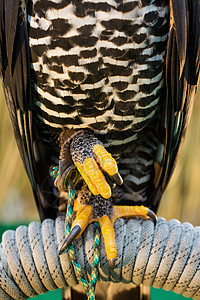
[[0, 0, 199, 299]]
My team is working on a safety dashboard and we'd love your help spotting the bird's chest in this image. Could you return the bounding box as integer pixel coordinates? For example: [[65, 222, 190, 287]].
[[28, 0, 169, 134]]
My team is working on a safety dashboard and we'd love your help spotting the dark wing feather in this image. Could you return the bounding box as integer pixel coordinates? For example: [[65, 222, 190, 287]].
[[151, 0, 200, 211], [0, 0, 58, 220]]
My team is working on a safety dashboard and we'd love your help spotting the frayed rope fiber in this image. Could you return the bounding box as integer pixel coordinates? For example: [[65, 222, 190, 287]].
[[0, 216, 199, 299]]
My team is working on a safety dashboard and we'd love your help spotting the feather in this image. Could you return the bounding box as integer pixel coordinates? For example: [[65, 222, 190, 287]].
[[0, 0, 58, 220], [151, 0, 200, 211]]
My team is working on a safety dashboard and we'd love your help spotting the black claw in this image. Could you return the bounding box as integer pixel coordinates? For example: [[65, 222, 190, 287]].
[[108, 258, 116, 270], [111, 172, 123, 186], [147, 209, 157, 225], [59, 242, 67, 256], [59, 225, 81, 255], [103, 171, 117, 189]]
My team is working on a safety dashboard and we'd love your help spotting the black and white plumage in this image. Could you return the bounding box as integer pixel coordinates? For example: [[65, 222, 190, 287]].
[[29, 0, 168, 133], [0, 0, 199, 298], [28, 0, 169, 209]]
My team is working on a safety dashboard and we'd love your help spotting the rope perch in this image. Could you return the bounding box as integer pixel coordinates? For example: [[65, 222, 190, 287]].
[[0, 217, 199, 299]]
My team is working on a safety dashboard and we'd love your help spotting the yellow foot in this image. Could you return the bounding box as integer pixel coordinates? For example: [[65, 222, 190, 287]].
[[70, 131, 123, 199], [59, 198, 157, 269]]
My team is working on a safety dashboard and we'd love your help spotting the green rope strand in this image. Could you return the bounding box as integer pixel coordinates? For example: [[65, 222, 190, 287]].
[[65, 183, 89, 294], [65, 183, 100, 300], [88, 222, 100, 299]]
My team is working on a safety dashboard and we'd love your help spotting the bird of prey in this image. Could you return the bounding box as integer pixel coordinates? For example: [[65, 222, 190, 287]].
[[0, 0, 199, 299]]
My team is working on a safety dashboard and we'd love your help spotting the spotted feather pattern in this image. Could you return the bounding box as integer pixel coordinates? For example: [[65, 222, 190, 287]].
[[28, 0, 169, 201]]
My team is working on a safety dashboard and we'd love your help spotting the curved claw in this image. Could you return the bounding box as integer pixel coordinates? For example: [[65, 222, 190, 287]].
[[108, 258, 116, 270], [147, 209, 157, 225], [110, 172, 123, 186], [59, 225, 81, 255], [103, 171, 117, 189]]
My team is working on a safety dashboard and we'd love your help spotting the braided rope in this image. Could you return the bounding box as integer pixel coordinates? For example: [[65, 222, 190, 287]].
[[0, 217, 199, 299], [64, 184, 89, 294], [65, 183, 100, 300], [89, 222, 100, 297]]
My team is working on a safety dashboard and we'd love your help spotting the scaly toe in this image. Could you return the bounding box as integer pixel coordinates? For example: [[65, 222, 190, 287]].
[[98, 215, 117, 263], [69, 130, 123, 198], [111, 205, 157, 225]]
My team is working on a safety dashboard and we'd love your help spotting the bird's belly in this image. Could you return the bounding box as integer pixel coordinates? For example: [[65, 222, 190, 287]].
[[29, 0, 169, 136]]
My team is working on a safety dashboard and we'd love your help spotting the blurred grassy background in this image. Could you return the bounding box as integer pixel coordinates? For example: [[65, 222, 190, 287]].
[[0, 83, 199, 226]]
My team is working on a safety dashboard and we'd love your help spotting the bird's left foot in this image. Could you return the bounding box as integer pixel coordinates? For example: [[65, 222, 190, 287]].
[[70, 130, 123, 198], [51, 129, 123, 197], [59, 198, 157, 269]]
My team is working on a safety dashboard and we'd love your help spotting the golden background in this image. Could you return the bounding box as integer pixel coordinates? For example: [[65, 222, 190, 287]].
[[0, 83, 199, 226]]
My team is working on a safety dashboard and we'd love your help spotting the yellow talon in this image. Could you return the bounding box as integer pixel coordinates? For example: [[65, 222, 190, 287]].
[[73, 198, 85, 212], [83, 157, 111, 198], [75, 158, 112, 199], [61, 197, 156, 269], [70, 131, 123, 197], [111, 205, 149, 223], [71, 205, 93, 239], [94, 144, 118, 176], [75, 161, 99, 195], [98, 215, 117, 260], [69, 204, 153, 262]]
